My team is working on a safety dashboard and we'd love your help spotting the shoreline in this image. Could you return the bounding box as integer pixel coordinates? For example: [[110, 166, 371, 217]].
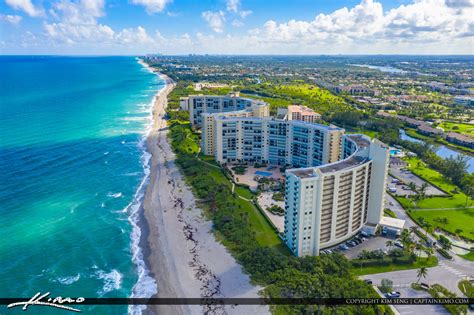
[[139, 61, 268, 315]]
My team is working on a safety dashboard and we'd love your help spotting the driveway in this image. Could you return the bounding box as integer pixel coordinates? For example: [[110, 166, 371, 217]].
[[360, 265, 467, 297], [392, 287, 450, 315]]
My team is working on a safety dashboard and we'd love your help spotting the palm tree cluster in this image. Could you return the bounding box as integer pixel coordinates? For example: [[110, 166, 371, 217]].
[[407, 182, 429, 204]]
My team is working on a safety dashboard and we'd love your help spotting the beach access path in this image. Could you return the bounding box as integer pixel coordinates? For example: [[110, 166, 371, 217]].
[[142, 71, 268, 315]]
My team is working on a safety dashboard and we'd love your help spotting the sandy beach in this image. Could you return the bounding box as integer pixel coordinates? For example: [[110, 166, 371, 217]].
[[141, 66, 268, 315]]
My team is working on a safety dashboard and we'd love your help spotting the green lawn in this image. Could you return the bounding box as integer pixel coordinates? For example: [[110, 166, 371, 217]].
[[234, 185, 255, 199], [460, 251, 474, 262], [409, 209, 474, 240], [351, 257, 438, 276], [404, 156, 458, 194], [459, 280, 474, 297], [440, 121, 474, 136]]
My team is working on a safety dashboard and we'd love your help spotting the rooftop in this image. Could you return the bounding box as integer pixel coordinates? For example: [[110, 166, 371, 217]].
[[318, 156, 369, 173], [446, 132, 474, 143], [346, 134, 370, 150]]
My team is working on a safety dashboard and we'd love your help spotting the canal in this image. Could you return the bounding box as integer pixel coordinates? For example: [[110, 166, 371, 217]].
[[399, 129, 474, 173]]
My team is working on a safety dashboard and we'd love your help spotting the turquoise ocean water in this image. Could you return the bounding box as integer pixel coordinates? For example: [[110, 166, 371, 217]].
[[0, 56, 163, 314]]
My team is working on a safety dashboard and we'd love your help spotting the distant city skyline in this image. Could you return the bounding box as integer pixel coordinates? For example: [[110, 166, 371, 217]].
[[1, 0, 473, 55]]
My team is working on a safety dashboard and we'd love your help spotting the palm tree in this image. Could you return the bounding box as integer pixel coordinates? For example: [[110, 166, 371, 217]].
[[408, 182, 417, 192], [416, 267, 428, 284], [386, 240, 394, 251], [409, 226, 419, 236], [400, 229, 412, 248], [425, 248, 434, 262], [424, 222, 432, 238], [419, 183, 428, 201], [415, 241, 423, 258]]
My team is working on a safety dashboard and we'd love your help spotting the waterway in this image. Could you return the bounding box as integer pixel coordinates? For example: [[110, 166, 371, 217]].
[[350, 64, 407, 74], [399, 129, 474, 173]]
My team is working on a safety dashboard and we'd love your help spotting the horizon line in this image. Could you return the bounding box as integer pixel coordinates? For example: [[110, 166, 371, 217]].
[[1, 54, 474, 57]]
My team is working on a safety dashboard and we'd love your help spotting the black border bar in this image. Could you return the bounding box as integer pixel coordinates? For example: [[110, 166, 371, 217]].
[[1, 298, 473, 305]]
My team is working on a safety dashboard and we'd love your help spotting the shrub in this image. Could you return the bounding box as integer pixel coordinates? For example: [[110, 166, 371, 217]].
[[380, 279, 393, 293], [267, 205, 284, 215], [436, 248, 452, 259]]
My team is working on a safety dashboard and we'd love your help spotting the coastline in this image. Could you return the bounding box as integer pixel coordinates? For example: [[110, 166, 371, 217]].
[[140, 61, 268, 315]]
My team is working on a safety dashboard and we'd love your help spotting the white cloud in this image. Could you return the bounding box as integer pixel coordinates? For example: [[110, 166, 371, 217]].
[[250, 0, 473, 46], [6, 0, 473, 55], [226, 0, 239, 13], [1, 14, 22, 24], [116, 26, 153, 44], [5, 0, 44, 17], [232, 19, 244, 27], [202, 10, 226, 33], [239, 10, 252, 18], [131, 0, 172, 14], [226, 0, 252, 20], [44, 0, 112, 44]]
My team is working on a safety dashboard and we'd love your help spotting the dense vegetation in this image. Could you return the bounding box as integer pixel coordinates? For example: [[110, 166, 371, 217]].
[[168, 121, 391, 314]]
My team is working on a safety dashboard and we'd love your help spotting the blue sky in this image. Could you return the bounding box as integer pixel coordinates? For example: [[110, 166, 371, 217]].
[[0, 0, 473, 55]]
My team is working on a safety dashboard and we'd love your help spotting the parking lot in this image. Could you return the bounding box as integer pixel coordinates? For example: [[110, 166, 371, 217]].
[[342, 235, 395, 259], [320, 232, 400, 259], [389, 164, 446, 196]]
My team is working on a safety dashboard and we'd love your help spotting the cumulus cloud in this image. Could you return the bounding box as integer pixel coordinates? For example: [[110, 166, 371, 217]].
[[226, 0, 252, 20], [251, 0, 473, 46], [43, 0, 156, 47], [8, 0, 473, 55], [202, 10, 226, 33], [226, 0, 239, 13], [1, 14, 22, 24], [5, 0, 44, 17], [116, 26, 153, 44], [44, 0, 112, 44], [131, 0, 172, 14], [232, 19, 244, 27]]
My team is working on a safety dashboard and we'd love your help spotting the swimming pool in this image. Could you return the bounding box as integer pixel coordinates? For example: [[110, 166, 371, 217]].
[[389, 149, 401, 156], [255, 171, 272, 177]]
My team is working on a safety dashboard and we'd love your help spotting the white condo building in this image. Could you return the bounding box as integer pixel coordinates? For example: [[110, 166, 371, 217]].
[[187, 94, 389, 256], [181, 92, 269, 127], [284, 135, 389, 256]]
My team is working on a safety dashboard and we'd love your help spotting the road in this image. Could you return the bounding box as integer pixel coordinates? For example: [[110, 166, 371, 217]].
[[363, 194, 474, 314]]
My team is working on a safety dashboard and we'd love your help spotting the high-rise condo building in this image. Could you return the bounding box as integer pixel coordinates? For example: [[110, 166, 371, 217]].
[[187, 94, 389, 256], [180, 92, 269, 127], [284, 135, 389, 256]]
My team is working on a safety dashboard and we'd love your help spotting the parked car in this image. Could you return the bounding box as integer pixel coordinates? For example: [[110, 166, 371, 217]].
[[388, 186, 397, 193], [360, 231, 369, 237], [386, 291, 401, 298], [364, 279, 373, 285], [394, 241, 404, 249], [326, 249, 333, 254], [392, 178, 400, 184], [339, 244, 349, 250]]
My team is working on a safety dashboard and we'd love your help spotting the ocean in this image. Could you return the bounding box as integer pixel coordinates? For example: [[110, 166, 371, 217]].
[[0, 56, 163, 314]]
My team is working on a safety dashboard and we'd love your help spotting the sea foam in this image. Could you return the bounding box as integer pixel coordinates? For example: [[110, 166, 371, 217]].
[[127, 59, 164, 315]]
